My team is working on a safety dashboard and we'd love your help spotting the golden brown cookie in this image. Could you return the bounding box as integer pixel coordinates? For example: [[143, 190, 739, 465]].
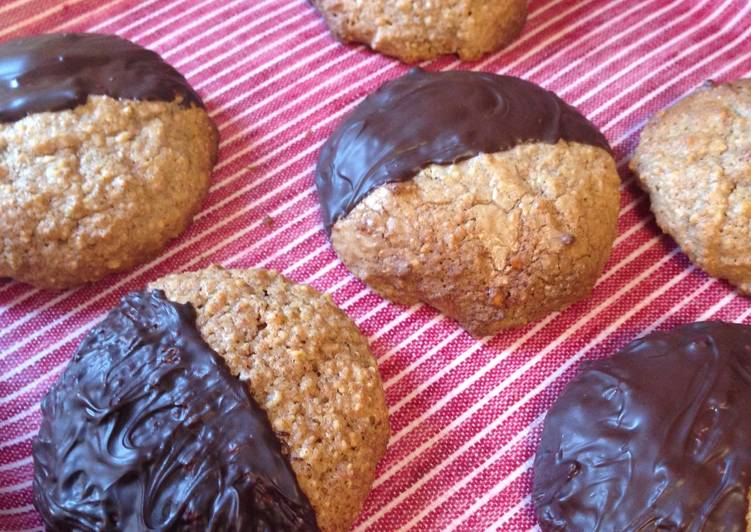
[[0, 33, 218, 290], [150, 265, 390, 532], [311, 0, 527, 63], [631, 79, 751, 293], [316, 70, 621, 337]]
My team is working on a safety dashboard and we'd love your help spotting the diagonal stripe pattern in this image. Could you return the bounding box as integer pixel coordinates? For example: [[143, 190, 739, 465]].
[[1, 0, 751, 530]]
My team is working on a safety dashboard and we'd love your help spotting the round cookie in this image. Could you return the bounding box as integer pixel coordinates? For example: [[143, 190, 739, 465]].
[[631, 79, 751, 294], [0, 33, 218, 290], [311, 0, 527, 63], [533, 322, 751, 531], [316, 69, 621, 337], [149, 266, 390, 532], [33, 265, 389, 532]]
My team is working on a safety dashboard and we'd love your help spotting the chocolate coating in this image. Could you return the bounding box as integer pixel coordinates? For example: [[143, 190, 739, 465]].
[[0, 33, 203, 123], [315, 68, 611, 234], [32, 290, 318, 531], [533, 322, 751, 531]]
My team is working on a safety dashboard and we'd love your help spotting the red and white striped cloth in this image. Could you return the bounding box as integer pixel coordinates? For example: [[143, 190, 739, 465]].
[[1, 0, 750, 530]]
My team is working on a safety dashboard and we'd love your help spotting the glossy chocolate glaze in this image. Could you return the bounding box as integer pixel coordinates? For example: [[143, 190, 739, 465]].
[[32, 290, 318, 531], [315, 68, 611, 234], [533, 322, 751, 531], [0, 33, 203, 123]]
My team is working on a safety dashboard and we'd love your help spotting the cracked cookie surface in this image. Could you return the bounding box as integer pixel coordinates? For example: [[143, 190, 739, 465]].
[[311, 0, 527, 63], [631, 79, 751, 293], [332, 141, 620, 337], [150, 265, 390, 532], [0, 95, 217, 290]]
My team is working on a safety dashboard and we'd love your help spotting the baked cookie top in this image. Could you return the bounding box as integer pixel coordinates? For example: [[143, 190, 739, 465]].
[[311, 0, 527, 63], [150, 266, 390, 532], [534, 322, 751, 531], [631, 79, 751, 293], [0, 33, 217, 290]]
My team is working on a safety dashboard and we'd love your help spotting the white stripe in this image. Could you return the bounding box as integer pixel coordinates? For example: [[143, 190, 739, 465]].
[[128, 0, 269, 43], [194, 31, 335, 95], [182, 17, 321, 82], [0, 504, 34, 516], [0, 479, 31, 495], [738, 306, 751, 322], [0, 0, 55, 15], [368, 304, 425, 344], [540, 0, 687, 84], [300, 255, 341, 285], [697, 292, 739, 321], [359, 256, 700, 529], [601, 21, 751, 134], [0, 0, 90, 38], [561, 0, 715, 100], [0, 405, 39, 433], [87, 0, 176, 32], [206, 58, 393, 176], [0, 455, 34, 474], [487, 0, 637, 74], [485, 496, 533, 532], [582, 0, 749, 114], [160, 0, 302, 61], [401, 420, 543, 530]]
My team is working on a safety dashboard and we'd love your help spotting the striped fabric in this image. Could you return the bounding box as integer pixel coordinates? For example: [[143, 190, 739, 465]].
[[1, 0, 750, 530]]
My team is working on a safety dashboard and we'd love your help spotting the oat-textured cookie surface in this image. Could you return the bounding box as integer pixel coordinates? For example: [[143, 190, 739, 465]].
[[0, 95, 217, 290], [311, 0, 527, 63], [150, 266, 390, 532], [333, 141, 620, 337], [631, 79, 751, 293]]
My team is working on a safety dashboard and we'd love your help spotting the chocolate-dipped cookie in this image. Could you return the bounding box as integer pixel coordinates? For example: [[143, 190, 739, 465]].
[[631, 79, 751, 294], [0, 33, 218, 290], [533, 322, 751, 531], [316, 68, 620, 337], [311, 0, 527, 63], [33, 265, 389, 532]]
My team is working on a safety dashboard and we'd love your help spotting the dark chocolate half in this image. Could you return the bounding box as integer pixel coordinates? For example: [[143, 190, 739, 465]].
[[32, 290, 318, 531], [315, 68, 611, 234], [533, 322, 751, 531], [0, 33, 204, 123]]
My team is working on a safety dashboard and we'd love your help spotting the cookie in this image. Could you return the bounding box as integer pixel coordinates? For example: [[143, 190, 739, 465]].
[[316, 69, 621, 337], [533, 322, 751, 531], [34, 265, 389, 532], [0, 33, 218, 290], [311, 0, 527, 63], [630, 79, 751, 294], [34, 290, 318, 530]]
